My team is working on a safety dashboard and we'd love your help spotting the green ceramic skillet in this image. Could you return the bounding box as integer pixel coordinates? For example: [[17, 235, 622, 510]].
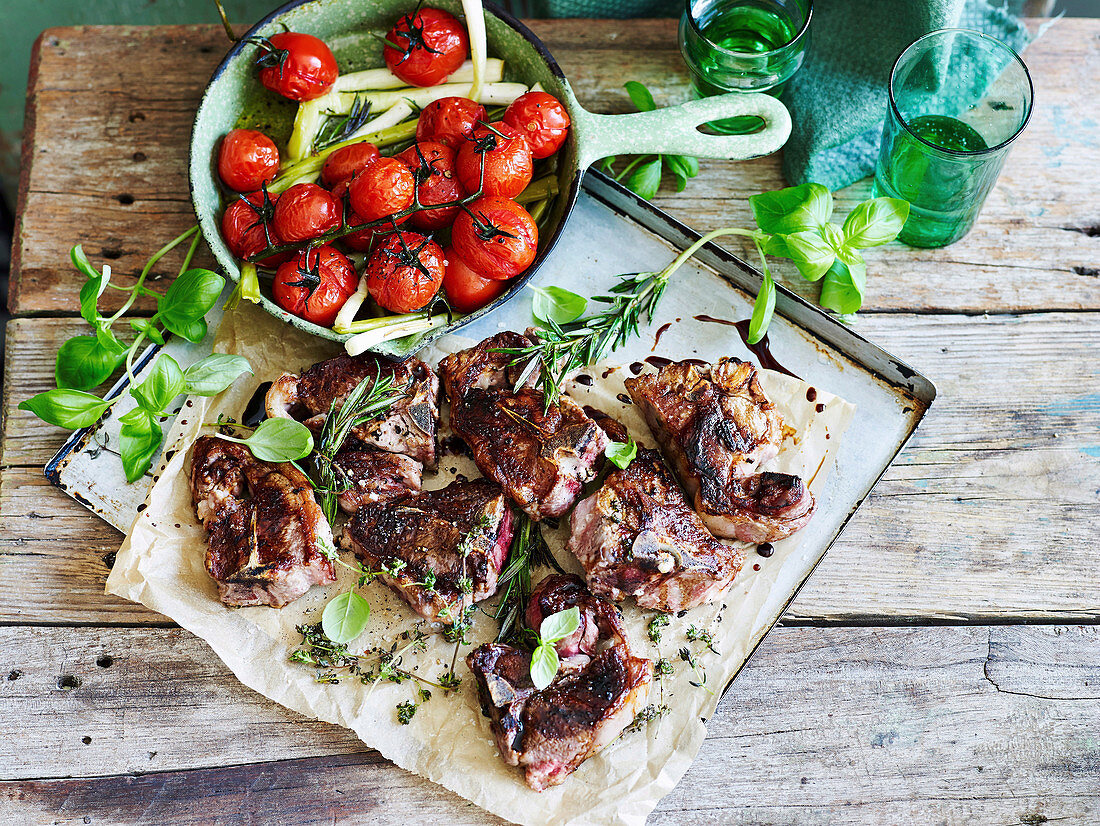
[[189, 0, 792, 357]]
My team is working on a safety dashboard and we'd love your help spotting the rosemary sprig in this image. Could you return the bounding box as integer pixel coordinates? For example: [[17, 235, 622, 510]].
[[493, 513, 565, 643], [314, 95, 373, 153]]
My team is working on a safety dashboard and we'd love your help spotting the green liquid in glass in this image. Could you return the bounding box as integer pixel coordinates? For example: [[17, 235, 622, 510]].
[[906, 114, 989, 152], [700, 0, 798, 55]]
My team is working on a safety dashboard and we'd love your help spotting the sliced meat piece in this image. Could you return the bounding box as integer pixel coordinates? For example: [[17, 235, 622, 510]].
[[340, 479, 514, 622], [467, 574, 651, 792], [331, 442, 422, 514], [567, 448, 742, 612], [266, 352, 439, 467], [190, 436, 335, 608], [625, 358, 815, 542], [439, 330, 536, 400]]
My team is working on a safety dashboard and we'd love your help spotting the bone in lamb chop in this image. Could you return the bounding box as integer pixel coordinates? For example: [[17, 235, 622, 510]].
[[340, 479, 514, 622], [569, 442, 743, 613], [625, 358, 815, 543], [439, 332, 609, 521], [467, 574, 652, 792], [190, 436, 336, 608]]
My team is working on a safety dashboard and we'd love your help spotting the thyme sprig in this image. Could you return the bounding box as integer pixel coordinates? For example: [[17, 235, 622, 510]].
[[290, 623, 451, 691]]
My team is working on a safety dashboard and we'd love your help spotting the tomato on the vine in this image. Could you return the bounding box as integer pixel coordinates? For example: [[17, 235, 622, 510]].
[[451, 196, 538, 280], [443, 247, 508, 313], [221, 189, 291, 268], [273, 245, 358, 327], [366, 232, 445, 314], [273, 183, 342, 244], [348, 157, 415, 224], [217, 129, 280, 192], [253, 32, 338, 102], [383, 7, 468, 87], [416, 96, 486, 149], [503, 92, 571, 159], [395, 141, 465, 230], [320, 142, 380, 187], [455, 122, 533, 199]]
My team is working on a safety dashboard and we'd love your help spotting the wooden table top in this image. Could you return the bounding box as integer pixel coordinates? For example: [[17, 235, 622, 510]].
[[2, 18, 1098, 826]]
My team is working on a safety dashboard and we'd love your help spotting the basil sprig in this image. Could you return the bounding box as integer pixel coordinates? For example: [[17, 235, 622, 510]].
[[215, 418, 314, 463], [18, 229, 252, 482], [529, 606, 581, 690]]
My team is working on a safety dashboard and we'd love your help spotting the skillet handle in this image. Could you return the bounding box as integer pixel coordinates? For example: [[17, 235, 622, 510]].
[[572, 92, 792, 170]]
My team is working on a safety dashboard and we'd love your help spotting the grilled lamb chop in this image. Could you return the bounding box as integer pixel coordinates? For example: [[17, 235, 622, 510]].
[[266, 352, 439, 467], [467, 574, 651, 791], [440, 333, 609, 521], [341, 479, 514, 622], [568, 448, 742, 612], [330, 442, 422, 514], [625, 358, 815, 543], [190, 436, 335, 608]]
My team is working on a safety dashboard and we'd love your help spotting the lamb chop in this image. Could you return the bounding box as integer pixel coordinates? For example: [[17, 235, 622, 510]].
[[568, 447, 742, 612], [440, 333, 609, 521], [266, 352, 439, 467], [625, 358, 815, 543], [340, 479, 514, 622], [190, 436, 335, 608], [467, 574, 651, 791]]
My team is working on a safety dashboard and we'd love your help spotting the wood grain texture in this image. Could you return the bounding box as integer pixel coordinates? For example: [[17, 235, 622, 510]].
[[10, 20, 1100, 316], [0, 624, 1097, 826]]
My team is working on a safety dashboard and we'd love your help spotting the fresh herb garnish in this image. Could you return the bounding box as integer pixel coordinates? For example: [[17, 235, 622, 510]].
[[494, 514, 563, 643], [655, 657, 674, 678], [291, 624, 451, 691], [529, 606, 581, 690], [685, 624, 718, 655], [530, 285, 587, 326], [647, 614, 670, 645], [321, 590, 372, 644], [625, 703, 671, 733], [604, 436, 637, 470], [396, 699, 419, 724], [215, 417, 315, 463]]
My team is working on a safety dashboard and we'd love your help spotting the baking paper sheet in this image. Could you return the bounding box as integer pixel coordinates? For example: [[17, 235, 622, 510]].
[[107, 301, 854, 826]]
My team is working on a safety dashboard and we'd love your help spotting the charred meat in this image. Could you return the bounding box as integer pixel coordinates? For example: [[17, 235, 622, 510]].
[[266, 352, 439, 467], [441, 334, 609, 521], [190, 436, 335, 608], [330, 442, 422, 514], [625, 358, 815, 543], [568, 448, 742, 612], [341, 479, 514, 622], [467, 575, 651, 792]]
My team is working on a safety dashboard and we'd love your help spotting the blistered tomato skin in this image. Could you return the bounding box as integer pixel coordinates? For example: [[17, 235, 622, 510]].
[[416, 97, 487, 149], [395, 141, 466, 230], [451, 196, 538, 281], [256, 32, 338, 102], [221, 190, 291, 268], [217, 129, 280, 192], [504, 92, 571, 159], [348, 157, 416, 224], [443, 246, 508, 313], [455, 122, 534, 199], [273, 245, 358, 327], [365, 232, 445, 313], [272, 183, 342, 244], [383, 8, 468, 87], [321, 143, 381, 187]]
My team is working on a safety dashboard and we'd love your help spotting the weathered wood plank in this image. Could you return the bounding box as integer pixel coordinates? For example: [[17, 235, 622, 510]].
[[0, 625, 1096, 826], [3, 312, 1098, 623], [11, 21, 1100, 315]]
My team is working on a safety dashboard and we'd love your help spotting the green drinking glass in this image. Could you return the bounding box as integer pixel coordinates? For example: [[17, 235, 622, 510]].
[[872, 29, 1034, 248], [679, 0, 811, 134]]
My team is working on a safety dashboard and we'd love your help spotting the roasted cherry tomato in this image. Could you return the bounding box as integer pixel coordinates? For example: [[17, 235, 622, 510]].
[[451, 196, 538, 280], [272, 182, 342, 244], [416, 96, 487, 150], [217, 129, 280, 193], [273, 245, 358, 327], [383, 7, 468, 87], [455, 122, 533, 199], [504, 92, 571, 159], [254, 32, 338, 102], [443, 246, 508, 313], [348, 156, 416, 224], [320, 142, 381, 187], [220, 189, 291, 268], [365, 231, 445, 313], [395, 141, 465, 230]]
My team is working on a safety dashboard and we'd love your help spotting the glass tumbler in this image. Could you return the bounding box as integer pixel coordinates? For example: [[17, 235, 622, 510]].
[[872, 29, 1034, 248], [679, 0, 811, 134]]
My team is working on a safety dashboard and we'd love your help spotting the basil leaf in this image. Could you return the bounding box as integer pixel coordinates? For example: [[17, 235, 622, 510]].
[[624, 80, 657, 112], [747, 268, 776, 345], [596, 156, 617, 174], [605, 437, 637, 469], [749, 183, 833, 235], [539, 606, 580, 645], [70, 244, 101, 281], [55, 335, 126, 391], [159, 268, 224, 323], [183, 354, 252, 396], [74, 246, 110, 326], [322, 591, 371, 644], [531, 286, 587, 325], [665, 154, 699, 180], [119, 409, 163, 483], [162, 315, 209, 344], [819, 253, 867, 315], [782, 230, 836, 282], [131, 353, 186, 414], [841, 197, 910, 248], [18, 388, 113, 429], [223, 417, 314, 463], [760, 234, 790, 258], [529, 642, 560, 691], [130, 318, 166, 346], [626, 157, 662, 200]]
